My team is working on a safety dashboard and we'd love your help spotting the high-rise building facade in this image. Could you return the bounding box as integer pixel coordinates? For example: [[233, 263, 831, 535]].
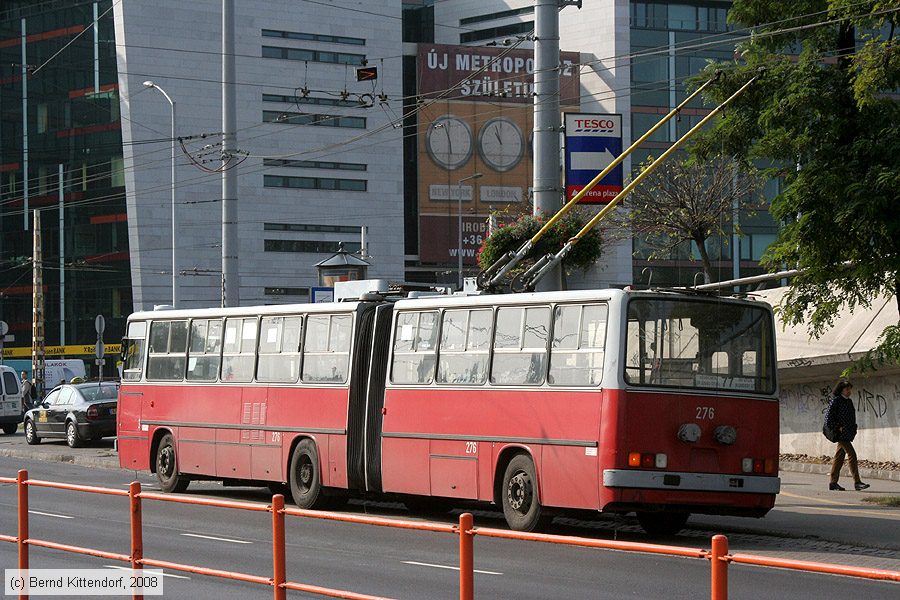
[[0, 0, 131, 352]]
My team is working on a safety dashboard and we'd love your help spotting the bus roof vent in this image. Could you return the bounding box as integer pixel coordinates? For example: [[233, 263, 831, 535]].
[[152, 304, 177, 311]]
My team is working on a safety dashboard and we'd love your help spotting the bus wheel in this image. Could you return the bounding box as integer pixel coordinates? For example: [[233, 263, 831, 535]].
[[501, 454, 550, 532], [289, 439, 324, 509], [155, 433, 190, 493], [636, 511, 689, 536]]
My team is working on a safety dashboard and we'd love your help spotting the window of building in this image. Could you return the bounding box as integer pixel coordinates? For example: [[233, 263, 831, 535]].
[[391, 311, 439, 384], [222, 317, 258, 383], [264, 239, 362, 254], [187, 319, 223, 382], [460, 7, 534, 26], [437, 309, 492, 385], [147, 320, 188, 381], [262, 29, 365, 46], [257, 315, 303, 383], [631, 2, 730, 32], [263, 158, 367, 171], [262, 93, 366, 108], [262, 45, 365, 65], [262, 110, 366, 129], [264, 287, 311, 297], [264, 222, 362, 234], [302, 314, 352, 383], [549, 304, 607, 386], [491, 306, 550, 385], [460, 21, 533, 44], [264, 174, 367, 191]]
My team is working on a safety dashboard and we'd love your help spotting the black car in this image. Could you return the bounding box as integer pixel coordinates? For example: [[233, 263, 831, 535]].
[[24, 382, 118, 448]]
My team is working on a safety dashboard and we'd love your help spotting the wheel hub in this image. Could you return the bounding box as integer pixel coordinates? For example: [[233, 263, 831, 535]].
[[507, 472, 532, 512]]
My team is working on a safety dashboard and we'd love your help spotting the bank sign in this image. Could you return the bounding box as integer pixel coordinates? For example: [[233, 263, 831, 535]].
[[564, 113, 623, 204]]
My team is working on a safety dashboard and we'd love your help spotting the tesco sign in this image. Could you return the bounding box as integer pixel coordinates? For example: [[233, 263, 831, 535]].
[[571, 118, 617, 133]]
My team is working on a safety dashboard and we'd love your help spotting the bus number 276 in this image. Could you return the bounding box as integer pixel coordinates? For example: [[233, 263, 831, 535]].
[[465, 441, 477, 454]]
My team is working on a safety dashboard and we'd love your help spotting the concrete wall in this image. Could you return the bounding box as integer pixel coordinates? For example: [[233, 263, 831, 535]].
[[780, 377, 900, 464]]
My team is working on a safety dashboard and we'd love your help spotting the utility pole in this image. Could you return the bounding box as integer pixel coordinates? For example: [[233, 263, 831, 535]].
[[31, 210, 45, 397], [221, 0, 239, 307], [533, 0, 564, 291]]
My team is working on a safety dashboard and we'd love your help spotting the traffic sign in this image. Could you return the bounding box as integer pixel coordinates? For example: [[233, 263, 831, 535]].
[[0, 321, 8, 336], [95, 315, 106, 335], [95, 341, 105, 359], [564, 113, 623, 204]]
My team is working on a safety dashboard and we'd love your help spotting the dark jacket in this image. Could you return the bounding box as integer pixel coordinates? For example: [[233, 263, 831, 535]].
[[824, 394, 857, 442]]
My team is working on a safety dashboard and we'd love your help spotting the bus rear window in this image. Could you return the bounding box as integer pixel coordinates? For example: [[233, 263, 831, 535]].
[[624, 298, 775, 394]]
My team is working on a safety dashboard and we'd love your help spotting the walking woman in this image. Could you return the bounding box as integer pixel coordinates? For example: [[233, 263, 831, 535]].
[[825, 379, 870, 491]]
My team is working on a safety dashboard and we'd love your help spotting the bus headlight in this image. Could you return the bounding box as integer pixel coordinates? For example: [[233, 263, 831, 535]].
[[714, 425, 737, 445], [677, 423, 702, 443]]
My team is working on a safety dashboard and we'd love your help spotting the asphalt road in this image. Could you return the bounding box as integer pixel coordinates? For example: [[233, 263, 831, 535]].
[[0, 436, 897, 599]]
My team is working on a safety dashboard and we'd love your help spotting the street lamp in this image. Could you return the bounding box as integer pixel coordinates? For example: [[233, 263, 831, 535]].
[[457, 172, 483, 290], [142, 80, 178, 306]]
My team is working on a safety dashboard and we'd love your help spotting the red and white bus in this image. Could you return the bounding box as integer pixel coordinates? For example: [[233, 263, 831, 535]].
[[118, 286, 779, 533]]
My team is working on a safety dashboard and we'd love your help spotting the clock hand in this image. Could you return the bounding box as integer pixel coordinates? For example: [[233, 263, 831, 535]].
[[494, 125, 502, 145], [444, 126, 452, 155]]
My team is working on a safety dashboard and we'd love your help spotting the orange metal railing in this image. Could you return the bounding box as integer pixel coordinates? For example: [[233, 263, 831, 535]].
[[2, 469, 898, 600]]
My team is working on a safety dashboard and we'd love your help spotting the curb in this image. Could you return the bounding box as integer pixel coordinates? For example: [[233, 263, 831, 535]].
[[779, 461, 900, 483], [0, 447, 120, 471]]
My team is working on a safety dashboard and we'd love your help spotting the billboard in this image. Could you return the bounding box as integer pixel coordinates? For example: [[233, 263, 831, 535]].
[[564, 113, 623, 204], [416, 44, 581, 265]]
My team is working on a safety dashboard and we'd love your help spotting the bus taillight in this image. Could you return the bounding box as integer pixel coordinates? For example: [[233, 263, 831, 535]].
[[629, 452, 667, 469], [742, 458, 776, 474]]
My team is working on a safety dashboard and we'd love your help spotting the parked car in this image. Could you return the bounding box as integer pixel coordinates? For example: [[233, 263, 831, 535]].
[[24, 381, 118, 448]]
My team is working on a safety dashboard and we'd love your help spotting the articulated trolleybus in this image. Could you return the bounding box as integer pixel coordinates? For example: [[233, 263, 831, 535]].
[[118, 284, 779, 533]]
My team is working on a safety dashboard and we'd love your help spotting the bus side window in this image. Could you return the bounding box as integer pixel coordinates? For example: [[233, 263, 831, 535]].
[[258, 316, 302, 383], [146, 321, 188, 381], [549, 303, 607, 386], [490, 306, 550, 386], [222, 318, 257, 382], [391, 311, 438, 385], [302, 315, 351, 383], [123, 321, 147, 381], [187, 319, 222, 382], [437, 309, 490, 385]]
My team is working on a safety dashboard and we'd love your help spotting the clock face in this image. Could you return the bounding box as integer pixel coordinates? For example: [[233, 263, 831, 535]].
[[426, 115, 473, 170], [478, 117, 524, 172]]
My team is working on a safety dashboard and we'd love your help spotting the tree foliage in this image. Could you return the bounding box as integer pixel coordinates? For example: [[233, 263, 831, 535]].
[[624, 155, 764, 283], [690, 0, 900, 369], [477, 208, 604, 277]]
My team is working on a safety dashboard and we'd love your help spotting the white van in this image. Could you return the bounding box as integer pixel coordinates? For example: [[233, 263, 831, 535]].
[[0, 365, 24, 435]]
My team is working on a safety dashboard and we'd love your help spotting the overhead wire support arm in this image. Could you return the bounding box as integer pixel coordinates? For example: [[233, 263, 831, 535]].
[[477, 70, 723, 291], [513, 69, 762, 292]]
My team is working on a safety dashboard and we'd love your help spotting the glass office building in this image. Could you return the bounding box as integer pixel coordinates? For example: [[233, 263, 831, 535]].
[[0, 0, 130, 356]]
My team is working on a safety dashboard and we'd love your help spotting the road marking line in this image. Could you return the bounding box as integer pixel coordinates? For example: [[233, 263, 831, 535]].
[[181, 533, 252, 544], [779, 491, 900, 515], [104, 565, 190, 580], [780, 491, 855, 507], [28, 510, 73, 519], [403, 561, 502, 575]]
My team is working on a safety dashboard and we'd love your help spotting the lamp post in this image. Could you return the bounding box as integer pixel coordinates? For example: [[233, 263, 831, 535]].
[[142, 80, 178, 306], [457, 172, 483, 290]]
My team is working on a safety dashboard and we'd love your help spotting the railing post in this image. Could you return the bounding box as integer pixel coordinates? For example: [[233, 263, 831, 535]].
[[272, 494, 286, 600], [17, 469, 28, 600], [459, 512, 474, 600], [129, 481, 143, 600], [711, 534, 729, 600]]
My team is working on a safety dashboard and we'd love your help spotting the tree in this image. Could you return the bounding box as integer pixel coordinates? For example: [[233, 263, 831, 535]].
[[624, 155, 764, 284], [690, 0, 900, 369]]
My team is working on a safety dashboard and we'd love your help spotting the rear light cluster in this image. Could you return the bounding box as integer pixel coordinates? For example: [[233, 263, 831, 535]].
[[629, 452, 667, 469], [86, 405, 98, 419], [742, 457, 776, 474]]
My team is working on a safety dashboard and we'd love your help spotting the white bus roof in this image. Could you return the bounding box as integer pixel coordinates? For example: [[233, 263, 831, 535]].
[[128, 301, 366, 323]]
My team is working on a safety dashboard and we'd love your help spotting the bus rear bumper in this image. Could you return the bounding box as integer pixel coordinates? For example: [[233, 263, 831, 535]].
[[603, 469, 780, 495]]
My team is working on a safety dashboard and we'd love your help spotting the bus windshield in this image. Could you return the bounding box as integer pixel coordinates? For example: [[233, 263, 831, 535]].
[[625, 297, 775, 394]]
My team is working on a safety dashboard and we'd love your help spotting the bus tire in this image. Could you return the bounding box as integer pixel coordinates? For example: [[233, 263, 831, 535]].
[[636, 511, 689, 536], [289, 439, 324, 509], [155, 433, 190, 493], [24, 419, 40, 444], [501, 454, 550, 532]]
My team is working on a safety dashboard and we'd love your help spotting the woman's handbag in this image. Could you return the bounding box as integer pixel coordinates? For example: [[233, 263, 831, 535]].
[[822, 423, 838, 443]]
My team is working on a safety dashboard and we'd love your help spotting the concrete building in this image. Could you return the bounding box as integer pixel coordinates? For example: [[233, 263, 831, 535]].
[[113, 0, 405, 310]]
